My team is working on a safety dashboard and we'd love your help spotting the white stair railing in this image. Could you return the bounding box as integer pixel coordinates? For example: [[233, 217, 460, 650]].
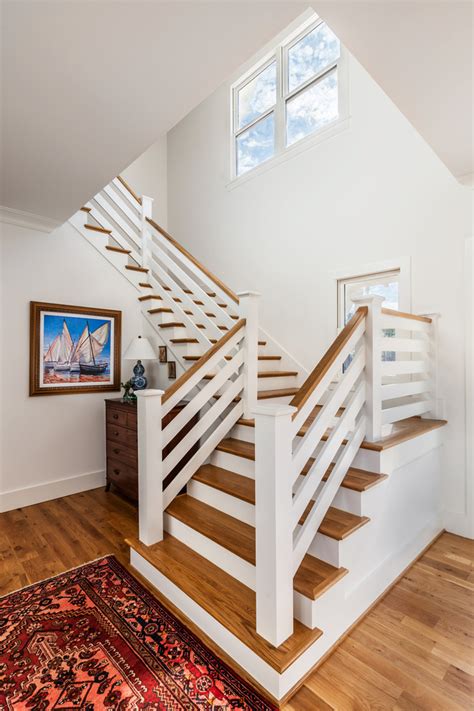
[[352, 294, 436, 440], [136, 315, 259, 546], [253, 307, 368, 646]]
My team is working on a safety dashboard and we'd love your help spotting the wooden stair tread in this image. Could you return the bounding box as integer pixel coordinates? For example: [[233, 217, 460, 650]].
[[127, 534, 322, 673], [210, 338, 266, 346], [138, 294, 162, 301], [257, 388, 299, 399], [84, 223, 111, 234], [165, 495, 347, 599], [105, 245, 131, 254], [236, 416, 447, 451], [215, 439, 385, 493], [139, 282, 153, 288], [193, 463, 369, 540], [171, 337, 199, 344], [80, 206, 91, 212], [159, 322, 185, 329], [148, 307, 172, 314], [126, 264, 148, 273], [203, 370, 296, 381], [183, 354, 281, 362]]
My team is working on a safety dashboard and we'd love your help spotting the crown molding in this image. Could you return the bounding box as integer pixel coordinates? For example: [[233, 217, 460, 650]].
[[0, 205, 62, 233]]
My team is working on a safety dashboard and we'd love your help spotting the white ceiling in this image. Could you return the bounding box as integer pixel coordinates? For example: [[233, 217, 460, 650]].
[[0, 0, 306, 222], [1, 1, 472, 225], [312, 0, 473, 182]]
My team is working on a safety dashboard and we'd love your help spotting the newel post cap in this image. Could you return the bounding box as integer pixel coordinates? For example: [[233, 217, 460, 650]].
[[252, 403, 297, 418], [135, 389, 164, 398]]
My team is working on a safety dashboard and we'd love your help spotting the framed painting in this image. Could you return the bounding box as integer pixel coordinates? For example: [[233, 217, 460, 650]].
[[30, 302, 121, 396]]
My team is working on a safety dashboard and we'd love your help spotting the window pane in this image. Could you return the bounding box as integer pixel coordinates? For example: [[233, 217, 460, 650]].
[[288, 22, 340, 93], [238, 62, 276, 129], [286, 70, 338, 146], [236, 113, 275, 176], [344, 281, 399, 324]]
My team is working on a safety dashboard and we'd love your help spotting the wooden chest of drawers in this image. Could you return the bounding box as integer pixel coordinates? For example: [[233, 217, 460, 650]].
[[105, 398, 198, 502]]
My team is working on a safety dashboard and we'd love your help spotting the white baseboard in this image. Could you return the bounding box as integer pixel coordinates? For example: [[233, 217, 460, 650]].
[[0, 469, 106, 512]]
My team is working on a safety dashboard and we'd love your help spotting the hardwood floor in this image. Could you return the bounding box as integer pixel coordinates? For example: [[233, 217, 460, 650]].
[[1, 488, 472, 710]]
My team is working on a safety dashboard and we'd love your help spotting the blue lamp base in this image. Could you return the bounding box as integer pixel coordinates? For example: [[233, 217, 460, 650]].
[[130, 359, 148, 391]]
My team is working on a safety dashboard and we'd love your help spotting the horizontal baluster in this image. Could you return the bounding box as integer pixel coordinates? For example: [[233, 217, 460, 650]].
[[382, 379, 432, 400], [103, 184, 141, 228], [147, 217, 240, 313], [291, 381, 366, 530], [92, 192, 141, 249], [162, 322, 245, 416], [150, 240, 233, 333], [379, 337, 429, 353], [162, 401, 244, 509], [292, 416, 366, 573], [290, 320, 366, 436], [112, 177, 142, 211], [291, 347, 365, 482], [162, 350, 244, 447], [163, 374, 243, 476], [381, 360, 428, 376], [382, 399, 433, 424], [380, 315, 431, 333]]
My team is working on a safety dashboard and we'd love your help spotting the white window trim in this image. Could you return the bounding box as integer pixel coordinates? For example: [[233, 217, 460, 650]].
[[227, 13, 350, 188], [330, 257, 412, 329]]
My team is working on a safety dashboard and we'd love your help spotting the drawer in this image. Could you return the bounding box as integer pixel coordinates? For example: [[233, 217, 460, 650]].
[[107, 440, 137, 466], [106, 422, 137, 447], [107, 458, 137, 498], [107, 407, 128, 427]]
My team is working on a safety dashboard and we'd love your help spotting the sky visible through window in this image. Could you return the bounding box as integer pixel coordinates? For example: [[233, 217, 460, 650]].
[[235, 20, 341, 176]]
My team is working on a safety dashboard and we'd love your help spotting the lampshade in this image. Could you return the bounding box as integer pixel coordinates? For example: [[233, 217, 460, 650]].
[[123, 336, 156, 361]]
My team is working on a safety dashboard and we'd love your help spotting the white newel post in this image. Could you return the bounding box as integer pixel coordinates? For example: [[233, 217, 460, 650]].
[[136, 389, 164, 545], [237, 291, 260, 419], [352, 294, 384, 442], [141, 195, 154, 269], [253, 402, 296, 646]]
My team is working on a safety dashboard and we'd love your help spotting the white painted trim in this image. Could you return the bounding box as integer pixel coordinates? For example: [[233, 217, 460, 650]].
[[0, 469, 105, 512], [0, 206, 62, 233], [331, 256, 412, 328]]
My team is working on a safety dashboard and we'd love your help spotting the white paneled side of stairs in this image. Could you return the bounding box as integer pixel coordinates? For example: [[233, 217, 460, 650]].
[[70, 176, 446, 704]]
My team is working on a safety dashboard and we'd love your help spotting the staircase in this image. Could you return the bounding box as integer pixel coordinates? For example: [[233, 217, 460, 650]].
[[70, 176, 447, 705]]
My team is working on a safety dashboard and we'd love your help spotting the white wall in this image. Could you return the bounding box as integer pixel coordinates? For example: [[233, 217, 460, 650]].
[[0, 220, 152, 511], [122, 135, 168, 227], [167, 54, 472, 536]]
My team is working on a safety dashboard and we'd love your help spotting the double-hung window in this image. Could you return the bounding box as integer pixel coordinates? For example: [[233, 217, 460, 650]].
[[232, 17, 342, 178]]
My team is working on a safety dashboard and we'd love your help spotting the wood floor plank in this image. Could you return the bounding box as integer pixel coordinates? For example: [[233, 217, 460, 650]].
[[0, 490, 472, 710]]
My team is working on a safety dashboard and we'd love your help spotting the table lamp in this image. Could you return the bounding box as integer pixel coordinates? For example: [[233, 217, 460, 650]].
[[123, 335, 156, 391]]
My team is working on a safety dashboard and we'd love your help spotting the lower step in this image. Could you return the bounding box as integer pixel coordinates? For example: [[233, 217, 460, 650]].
[[127, 534, 323, 675]]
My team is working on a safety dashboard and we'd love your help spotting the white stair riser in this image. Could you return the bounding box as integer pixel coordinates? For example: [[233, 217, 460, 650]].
[[169, 341, 205, 357], [163, 511, 333, 630], [230, 424, 255, 443], [125, 268, 150, 288], [256, 358, 284, 373], [84, 232, 109, 252], [104, 249, 131, 271], [164, 512, 255, 589], [257, 375, 298, 391], [210, 450, 255, 478], [188, 480, 255, 526]]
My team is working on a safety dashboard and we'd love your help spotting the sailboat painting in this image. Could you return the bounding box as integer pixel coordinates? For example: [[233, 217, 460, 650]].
[[30, 302, 121, 396]]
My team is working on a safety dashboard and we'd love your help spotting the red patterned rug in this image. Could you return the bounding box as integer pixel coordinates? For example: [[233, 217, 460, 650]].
[[0, 556, 277, 710]]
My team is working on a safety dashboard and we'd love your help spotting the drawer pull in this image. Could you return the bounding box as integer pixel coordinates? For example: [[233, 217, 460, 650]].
[[113, 414, 119, 420], [113, 448, 120, 455], [114, 431, 119, 436], [114, 468, 120, 475]]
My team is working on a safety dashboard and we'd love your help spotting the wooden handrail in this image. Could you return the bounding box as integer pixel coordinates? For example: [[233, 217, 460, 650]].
[[162, 319, 245, 404], [146, 217, 240, 305], [289, 307, 368, 417], [116, 175, 142, 205], [381, 308, 432, 324]]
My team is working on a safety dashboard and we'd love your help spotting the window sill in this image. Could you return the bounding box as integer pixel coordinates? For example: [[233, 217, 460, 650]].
[[226, 115, 351, 191]]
